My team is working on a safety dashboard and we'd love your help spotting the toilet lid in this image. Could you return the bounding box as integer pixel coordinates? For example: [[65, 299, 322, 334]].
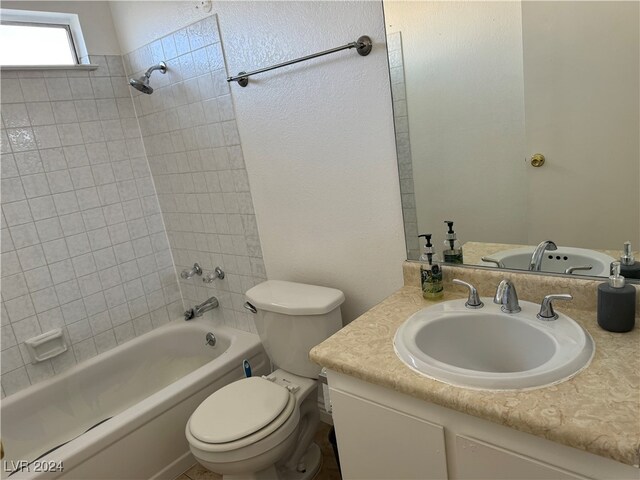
[[189, 377, 292, 444]]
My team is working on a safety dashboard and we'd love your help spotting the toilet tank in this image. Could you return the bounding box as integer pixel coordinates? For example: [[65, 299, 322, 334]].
[[245, 280, 345, 378]]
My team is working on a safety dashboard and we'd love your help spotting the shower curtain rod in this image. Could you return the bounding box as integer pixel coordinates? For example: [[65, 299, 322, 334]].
[[227, 35, 372, 87]]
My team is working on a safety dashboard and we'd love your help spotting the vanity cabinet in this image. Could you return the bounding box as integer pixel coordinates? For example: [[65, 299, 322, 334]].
[[328, 372, 638, 480], [330, 389, 447, 479]]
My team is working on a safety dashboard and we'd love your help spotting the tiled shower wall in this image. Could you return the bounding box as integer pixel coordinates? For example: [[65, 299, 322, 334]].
[[124, 15, 266, 333], [387, 32, 419, 260], [0, 57, 182, 397]]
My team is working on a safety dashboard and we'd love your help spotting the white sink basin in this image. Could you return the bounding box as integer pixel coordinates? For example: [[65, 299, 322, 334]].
[[394, 299, 594, 390], [479, 246, 615, 276]]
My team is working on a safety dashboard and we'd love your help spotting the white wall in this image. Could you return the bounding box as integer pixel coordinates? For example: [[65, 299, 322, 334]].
[[1, 1, 121, 55], [109, 1, 406, 322]]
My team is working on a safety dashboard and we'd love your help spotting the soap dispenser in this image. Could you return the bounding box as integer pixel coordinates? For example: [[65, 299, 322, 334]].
[[418, 234, 443, 300], [443, 220, 463, 264], [620, 241, 640, 280], [597, 261, 636, 332]]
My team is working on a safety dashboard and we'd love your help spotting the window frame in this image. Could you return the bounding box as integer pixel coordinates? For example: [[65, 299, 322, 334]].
[[0, 9, 90, 68], [0, 20, 80, 66]]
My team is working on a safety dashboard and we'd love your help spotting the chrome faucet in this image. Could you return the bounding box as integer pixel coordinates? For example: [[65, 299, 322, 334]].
[[184, 296, 219, 320], [493, 279, 521, 313], [529, 240, 557, 271]]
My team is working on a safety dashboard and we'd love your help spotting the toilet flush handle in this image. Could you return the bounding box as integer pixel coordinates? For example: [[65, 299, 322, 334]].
[[244, 302, 257, 314]]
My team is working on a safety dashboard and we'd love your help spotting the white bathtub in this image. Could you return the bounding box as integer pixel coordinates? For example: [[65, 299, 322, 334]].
[[1, 320, 268, 480]]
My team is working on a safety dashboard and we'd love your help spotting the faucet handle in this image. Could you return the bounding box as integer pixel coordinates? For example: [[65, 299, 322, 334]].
[[452, 279, 484, 309], [203, 266, 225, 283], [481, 257, 505, 268], [564, 265, 592, 275], [181, 263, 203, 279], [537, 294, 573, 321]]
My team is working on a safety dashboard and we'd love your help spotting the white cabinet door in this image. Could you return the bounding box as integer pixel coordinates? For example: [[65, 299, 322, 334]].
[[454, 435, 589, 480], [330, 389, 448, 480]]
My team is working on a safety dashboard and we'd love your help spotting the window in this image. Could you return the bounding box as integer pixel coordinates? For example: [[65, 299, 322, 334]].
[[0, 9, 88, 67], [0, 22, 77, 66]]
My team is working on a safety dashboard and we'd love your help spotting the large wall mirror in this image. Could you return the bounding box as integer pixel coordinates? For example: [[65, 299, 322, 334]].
[[384, 1, 640, 281]]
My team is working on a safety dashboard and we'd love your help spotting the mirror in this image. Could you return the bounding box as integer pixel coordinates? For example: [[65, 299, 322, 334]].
[[384, 1, 640, 280]]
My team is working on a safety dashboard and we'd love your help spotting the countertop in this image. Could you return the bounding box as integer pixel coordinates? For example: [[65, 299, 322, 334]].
[[310, 284, 640, 467]]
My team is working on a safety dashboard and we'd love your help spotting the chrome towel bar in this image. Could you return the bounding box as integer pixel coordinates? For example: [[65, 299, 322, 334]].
[[227, 35, 372, 87]]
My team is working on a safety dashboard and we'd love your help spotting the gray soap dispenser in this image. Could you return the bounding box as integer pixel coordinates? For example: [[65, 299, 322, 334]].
[[597, 261, 636, 332], [620, 241, 640, 280]]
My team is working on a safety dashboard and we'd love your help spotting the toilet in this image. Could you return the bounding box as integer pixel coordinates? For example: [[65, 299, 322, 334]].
[[185, 280, 345, 480]]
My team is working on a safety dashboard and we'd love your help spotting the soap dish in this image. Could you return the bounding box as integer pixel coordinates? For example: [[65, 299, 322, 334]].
[[24, 329, 68, 363]]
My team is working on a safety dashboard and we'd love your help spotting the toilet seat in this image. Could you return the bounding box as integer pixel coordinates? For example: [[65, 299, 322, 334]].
[[187, 377, 298, 453]]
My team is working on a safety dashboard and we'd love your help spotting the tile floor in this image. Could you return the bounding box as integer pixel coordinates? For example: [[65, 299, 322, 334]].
[[176, 423, 341, 480]]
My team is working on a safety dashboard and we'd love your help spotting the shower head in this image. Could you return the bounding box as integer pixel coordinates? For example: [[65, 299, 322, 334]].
[[129, 61, 167, 95]]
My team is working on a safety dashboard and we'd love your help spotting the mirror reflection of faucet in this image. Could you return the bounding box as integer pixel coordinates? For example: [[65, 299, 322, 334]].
[[564, 265, 593, 275], [481, 256, 505, 268], [529, 240, 557, 271]]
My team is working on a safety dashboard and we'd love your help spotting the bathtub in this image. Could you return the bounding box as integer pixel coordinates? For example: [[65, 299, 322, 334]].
[[1, 320, 269, 480]]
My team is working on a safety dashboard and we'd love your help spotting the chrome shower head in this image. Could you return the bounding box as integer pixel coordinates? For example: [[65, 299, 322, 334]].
[[128, 61, 167, 95], [129, 76, 153, 94]]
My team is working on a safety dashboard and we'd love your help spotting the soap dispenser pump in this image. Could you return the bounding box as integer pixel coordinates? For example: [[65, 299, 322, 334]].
[[418, 234, 443, 300], [443, 220, 463, 264], [620, 241, 640, 280], [597, 261, 636, 333]]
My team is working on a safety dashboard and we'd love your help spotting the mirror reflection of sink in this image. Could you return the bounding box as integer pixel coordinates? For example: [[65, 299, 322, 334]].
[[393, 299, 594, 390], [480, 246, 615, 276]]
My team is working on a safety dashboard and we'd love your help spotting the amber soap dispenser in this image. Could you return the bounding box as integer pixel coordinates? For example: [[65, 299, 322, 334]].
[[597, 261, 636, 332]]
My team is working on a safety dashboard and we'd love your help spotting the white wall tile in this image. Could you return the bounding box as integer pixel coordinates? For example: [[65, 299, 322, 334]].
[[0, 40, 235, 396], [29, 196, 57, 221], [1, 274, 29, 301], [37, 307, 65, 332], [1, 325, 17, 350], [55, 279, 82, 305], [42, 238, 70, 264], [31, 286, 59, 313], [1, 367, 31, 395], [25, 361, 55, 383], [67, 318, 92, 343], [14, 151, 44, 176], [72, 338, 97, 362], [34, 217, 63, 242]]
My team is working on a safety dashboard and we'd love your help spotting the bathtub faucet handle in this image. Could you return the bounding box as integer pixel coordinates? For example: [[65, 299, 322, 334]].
[[203, 266, 225, 283], [181, 263, 203, 280]]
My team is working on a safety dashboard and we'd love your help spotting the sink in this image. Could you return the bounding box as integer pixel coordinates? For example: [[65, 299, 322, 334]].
[[393, 299, 594, 390], [479, 246, 615, 276]]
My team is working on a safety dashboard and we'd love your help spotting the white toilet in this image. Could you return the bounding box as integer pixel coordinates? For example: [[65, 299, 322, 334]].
[[185, 280, 345, 480]]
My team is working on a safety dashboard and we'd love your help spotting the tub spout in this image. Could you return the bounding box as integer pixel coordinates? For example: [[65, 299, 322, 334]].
[[184, 296, 219, 321]]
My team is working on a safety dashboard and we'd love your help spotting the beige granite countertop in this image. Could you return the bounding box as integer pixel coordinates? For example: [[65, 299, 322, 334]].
[[311, 267, 640, 467]]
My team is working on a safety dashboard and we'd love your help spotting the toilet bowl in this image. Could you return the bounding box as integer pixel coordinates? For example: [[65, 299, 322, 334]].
[[186, 280, 345, 480], [186, 370, 320, 479]]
